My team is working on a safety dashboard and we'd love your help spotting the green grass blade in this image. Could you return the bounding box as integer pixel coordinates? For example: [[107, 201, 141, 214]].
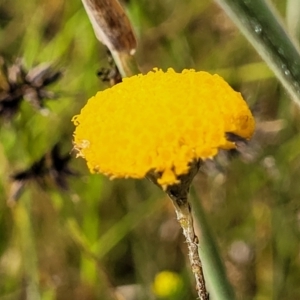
[[190, 187, 235, 300], [215, 0, 300, 105]]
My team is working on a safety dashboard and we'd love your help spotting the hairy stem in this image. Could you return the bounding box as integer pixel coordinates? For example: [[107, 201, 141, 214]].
[[162, 161, 209, 299], [147, 161, 209, 298], [169, 192, 209, 300]]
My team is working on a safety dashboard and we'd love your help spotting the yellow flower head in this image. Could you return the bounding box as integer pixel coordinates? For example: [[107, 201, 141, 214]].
[[72, 68, 255, 186], [152, 271, 183, 298]]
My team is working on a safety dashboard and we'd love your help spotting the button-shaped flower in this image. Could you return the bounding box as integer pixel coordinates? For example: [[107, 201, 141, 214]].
[[72, 68, 255, 186]]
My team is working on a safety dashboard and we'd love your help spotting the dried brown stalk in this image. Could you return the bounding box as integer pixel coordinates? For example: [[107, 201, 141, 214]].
[[81, 0, 136, 53], [81, 0, 139, 77]]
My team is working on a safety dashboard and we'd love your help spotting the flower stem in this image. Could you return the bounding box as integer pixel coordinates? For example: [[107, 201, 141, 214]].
[[148, 161, 209, 298], [169, 193, 209, 300], [163, 161, 209, 300], [215, 0, 300, 106]]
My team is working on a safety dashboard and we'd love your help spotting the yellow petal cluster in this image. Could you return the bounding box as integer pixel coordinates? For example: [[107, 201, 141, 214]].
[[72, 68, 255, 186]]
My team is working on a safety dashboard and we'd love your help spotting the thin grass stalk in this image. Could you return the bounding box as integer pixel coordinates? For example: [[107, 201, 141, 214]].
[[11, 193, 41, 300], [67, 194, 162, 259], [190, 187, 235, 300], [66, 219, 121, 300], [215, 0, 300, 106]]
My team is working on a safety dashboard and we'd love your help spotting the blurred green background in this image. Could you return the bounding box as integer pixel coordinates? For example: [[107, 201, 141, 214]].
[[0, 0, 300, 299]]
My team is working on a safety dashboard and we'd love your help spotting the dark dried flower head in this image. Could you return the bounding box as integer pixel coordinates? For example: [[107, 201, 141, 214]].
[[8, 143, 77, 204], [49, 144, 78, 190], [0, 57, 62, 120]]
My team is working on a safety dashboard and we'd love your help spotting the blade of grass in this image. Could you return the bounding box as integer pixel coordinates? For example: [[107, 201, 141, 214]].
[[11, 193, 41, 300], [215, 0, 300, 106], [67, 194, 162, 260]]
